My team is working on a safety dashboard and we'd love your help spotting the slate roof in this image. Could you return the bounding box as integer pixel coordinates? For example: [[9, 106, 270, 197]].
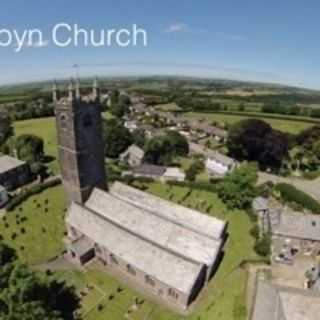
[[120, 145, 145, 160], [67, 202, 203, 294], [132, 164, 166, 177], [0, 155, 26, 175], [86, 187, 222, 267], [273, 212, 320, 241], [110, 182, 226, 240], [252, 281, 320, 320]]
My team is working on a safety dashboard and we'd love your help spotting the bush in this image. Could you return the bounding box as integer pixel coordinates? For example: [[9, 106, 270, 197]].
[[6, 178, 61, 212], [254, 234, 271, 257], [275, 183, 320, 214]]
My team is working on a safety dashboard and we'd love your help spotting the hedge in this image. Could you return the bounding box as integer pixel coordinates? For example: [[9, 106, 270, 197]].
[[275, 183, 320, 214], [6, 178, 62, 212]]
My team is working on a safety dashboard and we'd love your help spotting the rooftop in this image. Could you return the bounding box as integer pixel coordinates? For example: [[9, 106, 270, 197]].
[[121, 145, 145, 160], [67, 202, 203, 294], [273, 211, 320, 241], [109, 182, 226, 240], [0, 155, 26, 175], [132, 164, 166, 176], [86, 187, 222, 266], [252, 280, 320, 320]]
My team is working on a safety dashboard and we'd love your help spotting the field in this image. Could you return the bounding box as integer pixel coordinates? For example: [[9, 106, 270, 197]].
[[184, 112, 315, 134], [0, 185, 66, 265]]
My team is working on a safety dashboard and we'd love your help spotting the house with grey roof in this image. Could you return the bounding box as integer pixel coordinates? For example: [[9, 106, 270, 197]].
[[252, 280, 320, 320], [0, 155, 31, 190], [119, 144, 145, 167], [131, 164, 166, 179]]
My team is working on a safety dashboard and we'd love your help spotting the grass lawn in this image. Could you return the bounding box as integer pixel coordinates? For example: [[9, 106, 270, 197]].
[[49, 182, 258, 320], [0, 186, 66, 265], [184, 112, 314, 134], [14, 117, 59, 173]]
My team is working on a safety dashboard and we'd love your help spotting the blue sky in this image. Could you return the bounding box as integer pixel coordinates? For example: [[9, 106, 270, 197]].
[[0, 0, 319, 88]]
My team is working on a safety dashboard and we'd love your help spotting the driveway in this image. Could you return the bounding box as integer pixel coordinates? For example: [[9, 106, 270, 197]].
[[258, 172, 320, 201]]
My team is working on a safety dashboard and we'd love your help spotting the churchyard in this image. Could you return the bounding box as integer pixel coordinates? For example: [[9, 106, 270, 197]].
[[0, 176, 258, 320]]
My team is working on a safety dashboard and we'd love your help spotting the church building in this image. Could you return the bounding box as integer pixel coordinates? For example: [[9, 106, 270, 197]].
[[54, 79, 227, 310]]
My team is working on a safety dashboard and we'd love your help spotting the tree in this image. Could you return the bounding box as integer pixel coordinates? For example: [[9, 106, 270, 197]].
[[254, 234, 271, 257], [0, 242, 16, 266], [0, 112, 13, 146], [0, 264, 80, 320], [132, 129, 146, 148], [109, 91, 131, 118], [15, 134, 44, 164], [216, 163, 258, 209], [228, 119, 289, 170], [144, 131, 189, 165], [103, 119, 133, 158], [185, 159, 204, 182]]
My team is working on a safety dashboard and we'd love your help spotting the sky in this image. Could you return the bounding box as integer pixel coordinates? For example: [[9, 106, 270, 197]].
[[0, 0, 319, 89]]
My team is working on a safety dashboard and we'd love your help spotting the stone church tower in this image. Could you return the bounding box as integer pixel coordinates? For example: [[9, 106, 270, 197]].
[[54, 78, 106, 204]]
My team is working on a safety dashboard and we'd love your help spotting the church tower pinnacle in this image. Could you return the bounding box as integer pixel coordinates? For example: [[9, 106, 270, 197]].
[[54, 79, 107, 204]]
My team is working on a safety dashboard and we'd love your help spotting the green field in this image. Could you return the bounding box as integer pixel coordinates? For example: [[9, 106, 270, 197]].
[[184, 112, 315, 134], [0, 186, 66, 265]]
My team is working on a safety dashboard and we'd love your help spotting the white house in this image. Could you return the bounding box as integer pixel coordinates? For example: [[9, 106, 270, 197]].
[[205, 152, 237, 177], [162, 167, 186, 182], [0, 185, 9, 208], [120, 145, 145, 167]]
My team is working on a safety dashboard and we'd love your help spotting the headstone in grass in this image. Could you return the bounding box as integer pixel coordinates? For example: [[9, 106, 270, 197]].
[[37, 203, 41, 209], [42, 227, 46, 233], [44, 199, 49, 205], [11, 233, 17, 240], [97, 304, 104, 311], [108, 294, 114, 301], [20, 245, 24, 251], [2, 216, 6, 221], [0, 235, 3, 241], [4, 223, 9, 228], [20, 216, 27, 223], [20, 228, 26, 234], [44, 208, 49, 213], [46, 269, 52, 276], [18, 207, 23, 212]]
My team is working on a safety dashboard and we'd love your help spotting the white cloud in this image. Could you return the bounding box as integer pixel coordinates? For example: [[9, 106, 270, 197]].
[[163, 23, 206, 34]]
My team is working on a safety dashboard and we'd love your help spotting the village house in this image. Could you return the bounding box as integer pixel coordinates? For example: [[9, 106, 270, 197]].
[[131, 164, 167, 179], [252, 280, 320, 320], [162, 167, 186, 182], [119, 145, 145, 167], [0, 155, 31, 191], [55, 81, 228, 310], [124, 120, 138, 132], [189, 142, 237, 177], [272, 211, 320, 258]]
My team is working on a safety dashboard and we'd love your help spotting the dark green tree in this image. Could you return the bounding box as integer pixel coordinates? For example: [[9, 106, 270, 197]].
[[103, 119, 133, 158], [15, 134, 44, 163]]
